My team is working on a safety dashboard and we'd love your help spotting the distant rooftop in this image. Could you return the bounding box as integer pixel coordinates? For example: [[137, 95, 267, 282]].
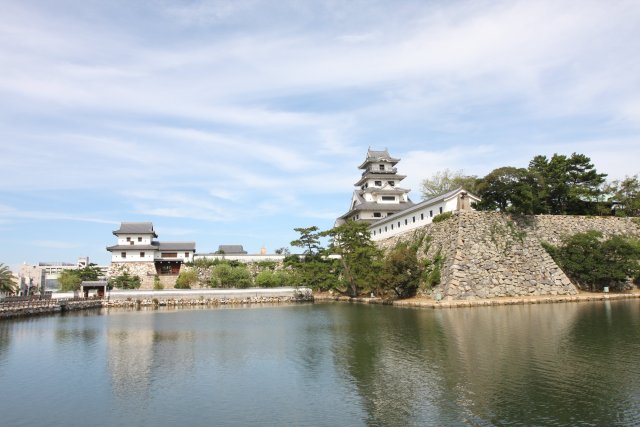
[[217, 245, 247, 254]]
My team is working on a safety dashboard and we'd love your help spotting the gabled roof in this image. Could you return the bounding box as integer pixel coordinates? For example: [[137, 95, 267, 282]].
[[113, 222, 158, 237], [358, 148, 400, 169]]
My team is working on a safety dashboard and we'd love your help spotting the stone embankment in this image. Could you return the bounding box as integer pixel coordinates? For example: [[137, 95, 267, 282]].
[[0, 299, 103, 319], [377, 211, 640, 301], [105, 287, 313, 307], [315, 290, 640, 308], [1, 288, 313, 319]]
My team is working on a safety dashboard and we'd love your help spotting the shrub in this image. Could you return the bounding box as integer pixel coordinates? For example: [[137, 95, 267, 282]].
[[432, 211, 453, 223], [153, 275, 163, 290], [543, 230, 640, 291], [380, 243, 420, 298], [175, 270, 197, 289], [211, 264, 252, 288], [109, 272, 141, 289], [255, 270, 292, 288]]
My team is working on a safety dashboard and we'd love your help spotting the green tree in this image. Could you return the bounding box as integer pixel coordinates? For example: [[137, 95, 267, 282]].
[[322, 220, 382, 297], [543, 231, 640, 291], [287, 227, 339, 291], [58, 269, 83, 292], [606, 175, 640, 217], [109, 272, 141, 289], [0, 263, 17, 294], [291, 226, 322, 254], [475, 167, 540, 214], [380, 243, 420, 298], [529, 153, 607, 214], [420, 169, 479, 199]]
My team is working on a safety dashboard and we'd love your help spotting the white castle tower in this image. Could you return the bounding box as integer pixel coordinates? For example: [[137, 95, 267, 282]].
[[336, 148, 414, 225]]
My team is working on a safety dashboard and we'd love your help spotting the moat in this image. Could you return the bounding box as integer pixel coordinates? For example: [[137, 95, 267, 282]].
[[1, 301, 639, 426]]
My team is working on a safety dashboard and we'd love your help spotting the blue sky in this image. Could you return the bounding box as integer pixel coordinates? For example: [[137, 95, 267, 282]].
[[1, 0, 639, 269]]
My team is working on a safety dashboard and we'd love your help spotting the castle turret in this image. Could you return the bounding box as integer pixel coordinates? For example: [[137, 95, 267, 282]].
[[336, 148, 413, 225]]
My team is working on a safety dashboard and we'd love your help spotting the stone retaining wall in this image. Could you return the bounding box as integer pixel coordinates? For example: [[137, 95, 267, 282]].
[[376, 211, 640, 301]]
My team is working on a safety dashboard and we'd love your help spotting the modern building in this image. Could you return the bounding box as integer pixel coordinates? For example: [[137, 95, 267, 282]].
[[336, 148, 414, 225], [18, 257, 108, 294], [106, 222, 196, 284], [336, 149, 480, 240]]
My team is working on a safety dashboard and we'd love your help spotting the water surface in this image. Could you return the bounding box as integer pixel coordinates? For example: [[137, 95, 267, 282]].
[[1, 301, 639, 426]]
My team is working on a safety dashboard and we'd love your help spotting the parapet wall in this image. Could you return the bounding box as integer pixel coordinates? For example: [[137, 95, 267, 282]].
[[377, 211, 640, 301]]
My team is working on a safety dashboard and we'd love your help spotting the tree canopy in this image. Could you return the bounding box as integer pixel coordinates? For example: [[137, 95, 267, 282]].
[[474, 152, 608, 215], [0, 263, 17, 294], [420, 169, 479, 199]]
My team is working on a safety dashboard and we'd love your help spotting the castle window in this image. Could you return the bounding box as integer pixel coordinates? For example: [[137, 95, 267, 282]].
[[412, 216, 416, 223], [375, 181, 382, 186], [126, 237, 130, 242], [373, 230, 376, 236], [138, 237, 142, 242], [439, 207, 443, 214], [162, 252, 177, 258], [121, 252, 126, 258], [385, 226, 387, 232], [379, 164, 385, 171], [421, 213, 424, 220], [388, 181, 395, 186], [391, 224, 394, 230], [130, 241, 134, 245], [430, 210, 433, 217], [398, 221, 401, 228], [185, 252, 189, 258], [373, 212, 382, 218], [381, 196, 395, 201], [404, 219, 408, 225], [140, 252, 145, 257], [379, 228, 382, 234]]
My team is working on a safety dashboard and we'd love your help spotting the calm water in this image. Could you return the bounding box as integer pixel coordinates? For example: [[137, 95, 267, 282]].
[[1, 301, 639, 426]]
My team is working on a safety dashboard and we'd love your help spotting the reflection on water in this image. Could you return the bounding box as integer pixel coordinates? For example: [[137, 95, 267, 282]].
[[0, 301, 639, 426]]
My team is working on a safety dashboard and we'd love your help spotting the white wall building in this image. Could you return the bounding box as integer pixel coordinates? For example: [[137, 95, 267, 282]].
[[107, 222, 195, 275], [369, 187, 480, 241]]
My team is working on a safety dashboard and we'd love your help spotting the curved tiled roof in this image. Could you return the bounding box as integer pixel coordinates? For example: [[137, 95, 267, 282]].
[[112, 222, 158, 237]]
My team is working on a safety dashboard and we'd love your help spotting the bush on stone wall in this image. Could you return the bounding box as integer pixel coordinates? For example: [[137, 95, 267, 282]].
[[109, 271, 141, 290], [432, 211, 453, 223], [542, 230, 640, 292], [210, 264, 252, 288], [175, 270, 197, 289]]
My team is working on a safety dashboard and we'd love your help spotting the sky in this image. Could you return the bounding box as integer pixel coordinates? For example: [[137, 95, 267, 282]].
[[1, 0, 639, 270]]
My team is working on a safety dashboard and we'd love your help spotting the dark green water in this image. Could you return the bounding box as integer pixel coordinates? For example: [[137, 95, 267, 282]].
[[1, 301, 639, 426]]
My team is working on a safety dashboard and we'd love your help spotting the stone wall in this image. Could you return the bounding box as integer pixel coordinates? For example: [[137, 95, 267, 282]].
[[108, 262, 159, 289], [376, 211, 640, 301]]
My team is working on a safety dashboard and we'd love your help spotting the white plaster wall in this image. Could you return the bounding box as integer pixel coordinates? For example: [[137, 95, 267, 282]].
[[111, 250, 156, 262], [117, 234, 154, 246], [153, 251, 194, 262], [370, 199, 458, 241]]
